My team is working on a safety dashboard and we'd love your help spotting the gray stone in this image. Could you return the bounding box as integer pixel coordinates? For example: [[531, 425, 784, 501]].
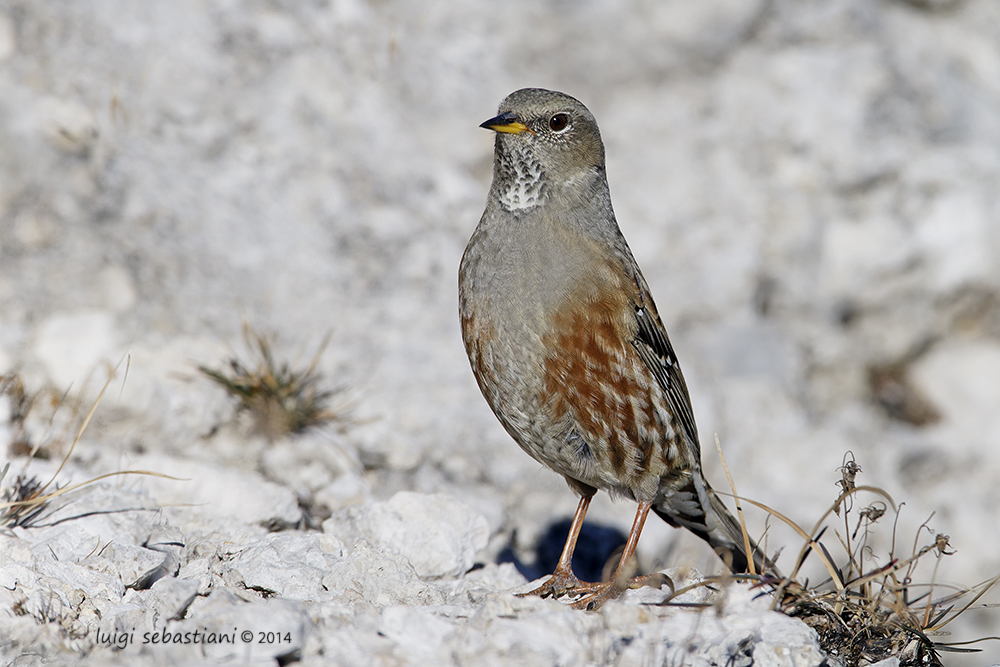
[[92, 542, 168, 590], [129, 454, 303, 530], [128, 576, 199, 621], [322, 540, 447, 607], [220, 532, 344, 600], [325, 491, 489, 580]]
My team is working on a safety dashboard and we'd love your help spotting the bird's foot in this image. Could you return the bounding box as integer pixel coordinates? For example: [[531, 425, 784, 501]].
[[517, 567, 603, 600], [570, 572, 672, 611]]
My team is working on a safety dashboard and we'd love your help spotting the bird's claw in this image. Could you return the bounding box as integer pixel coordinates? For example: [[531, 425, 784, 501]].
[[520, 569, 672, 610], [517, 568, 603, 600]]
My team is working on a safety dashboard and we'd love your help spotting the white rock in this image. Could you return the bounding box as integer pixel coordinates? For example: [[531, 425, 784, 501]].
[[0, 11, 14, 62], [325, 491, 489, 579], [454, 598, 601, 666], [96, 264, 139, 313], [144, 521, 185, 583], [17, 482, 162, 554], [0, 559, 38, 594], [221, 532, 343, 599], [321, 540, 446, 607], [32, 310, 122, 391], [93, 542, 169, 590], [129, 454, 302, 530], [127, 576, 200, 621], [170, 588, 307, 664], [911, 339, 1000, 455], [259, 432, 358, 498], [351, 419, 423, 471], [107, 335, 232, 442], [176, 557, 214, 597], [38, 97, 99, 155], [440, 562, 525, 604], [820, 217, 915, 300], [27, 557, 125, 624], [99, 600, 157, 636], [913, 189, 995, 290], [379, 605, 458, 664], [313, 470, 370, 512], [864, 658, 900, 667], [10, 210, 59, 251]]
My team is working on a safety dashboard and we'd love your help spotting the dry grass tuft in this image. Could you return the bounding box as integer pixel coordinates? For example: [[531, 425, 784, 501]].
[[0, 373, 77, 460], [0, 466, 53, 529], [763, 453, 997, 665], [665, 447, 1000, 666], [1, 363, 181, 531], [0, 374, 35, 457], [199, 324, 350, 440]]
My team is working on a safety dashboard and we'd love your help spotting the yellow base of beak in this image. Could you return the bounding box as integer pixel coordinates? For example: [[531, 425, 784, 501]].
[[489, 121, 530, 134], [480, 112, 533, 135]]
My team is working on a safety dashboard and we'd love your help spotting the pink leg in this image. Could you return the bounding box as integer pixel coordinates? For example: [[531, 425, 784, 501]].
[[518, 492, 604, 598], [572, 500, 667, 610]]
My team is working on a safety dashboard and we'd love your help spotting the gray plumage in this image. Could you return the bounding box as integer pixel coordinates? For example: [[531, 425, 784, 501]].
[[460, 89, 769, 602]]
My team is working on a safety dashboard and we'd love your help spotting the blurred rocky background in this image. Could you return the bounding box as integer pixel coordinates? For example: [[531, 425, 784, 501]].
[[1, 0, 999, 664]]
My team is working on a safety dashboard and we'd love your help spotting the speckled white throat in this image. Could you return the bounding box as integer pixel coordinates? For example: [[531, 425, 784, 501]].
[[496, 143, 545, 212]]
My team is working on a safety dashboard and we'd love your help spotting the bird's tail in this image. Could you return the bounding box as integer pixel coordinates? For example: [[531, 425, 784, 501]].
[[653, 472, 778, 577]]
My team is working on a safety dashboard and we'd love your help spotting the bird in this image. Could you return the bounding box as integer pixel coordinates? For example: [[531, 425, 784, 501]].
[[459, 88, 772, 610]]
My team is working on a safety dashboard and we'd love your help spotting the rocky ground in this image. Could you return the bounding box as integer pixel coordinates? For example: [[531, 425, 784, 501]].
[[2, 1, 1000, 665]]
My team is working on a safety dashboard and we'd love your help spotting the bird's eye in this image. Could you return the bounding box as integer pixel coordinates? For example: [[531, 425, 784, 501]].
[[548, 113, 570, 132]]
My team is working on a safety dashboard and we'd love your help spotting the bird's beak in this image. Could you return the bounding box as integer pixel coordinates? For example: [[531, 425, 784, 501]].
[[480, 111, 533, 135]]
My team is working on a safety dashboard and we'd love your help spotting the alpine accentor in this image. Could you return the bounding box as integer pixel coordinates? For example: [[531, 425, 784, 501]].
[[460, 88, 770, 609]]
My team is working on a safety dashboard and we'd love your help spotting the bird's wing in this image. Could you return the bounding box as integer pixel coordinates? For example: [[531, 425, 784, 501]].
[[629, 288, 701, 459]]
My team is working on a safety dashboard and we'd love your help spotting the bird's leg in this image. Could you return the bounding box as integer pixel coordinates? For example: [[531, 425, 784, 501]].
[[518, 491, 604, 599], [572, 500, 666, 610]]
